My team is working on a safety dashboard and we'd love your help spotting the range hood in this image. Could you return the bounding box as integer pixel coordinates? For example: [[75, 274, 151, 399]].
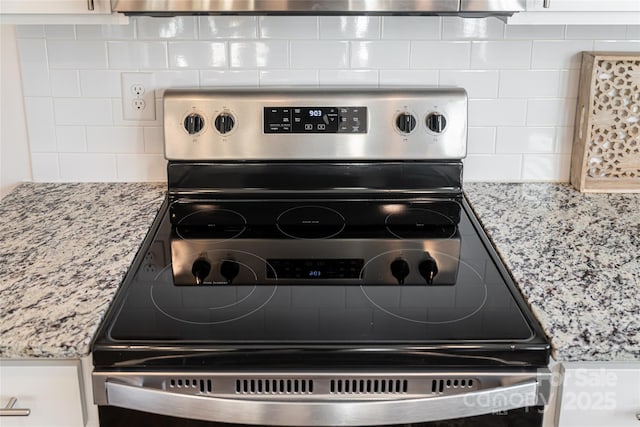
[[112, 0, 526, 17]]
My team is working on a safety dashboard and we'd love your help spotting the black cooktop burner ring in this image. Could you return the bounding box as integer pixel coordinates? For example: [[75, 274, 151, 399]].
[[384, 208, 458, 240], [150, 251, 278, 325], [175, 208, 248, 242], [276, 205, 346, 239], [360, 250, 488, 325]]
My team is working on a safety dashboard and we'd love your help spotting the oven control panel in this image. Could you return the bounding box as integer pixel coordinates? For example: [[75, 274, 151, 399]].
[[264, 107, 367, 134], [164, 88, 467, 161]]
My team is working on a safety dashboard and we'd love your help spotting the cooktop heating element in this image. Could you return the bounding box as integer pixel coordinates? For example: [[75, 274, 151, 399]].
[[92, 89, 550, 427]]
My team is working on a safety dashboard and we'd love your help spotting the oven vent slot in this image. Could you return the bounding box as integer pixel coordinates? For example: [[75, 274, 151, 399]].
[[168, 378, 213, 394], [235, 379, 314, 395], [431, 378, 475, 395], [330, 379, 408, 394]]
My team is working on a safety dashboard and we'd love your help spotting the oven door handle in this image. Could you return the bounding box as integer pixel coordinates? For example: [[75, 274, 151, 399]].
[[105, 379, 540, 426]]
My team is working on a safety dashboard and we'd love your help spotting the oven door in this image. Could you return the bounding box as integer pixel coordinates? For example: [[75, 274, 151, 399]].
[[94, 370, 550, 426]]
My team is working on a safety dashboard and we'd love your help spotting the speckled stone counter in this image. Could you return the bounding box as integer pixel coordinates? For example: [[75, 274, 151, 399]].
[[465, 183, 640, 362], [0, 183, 165, 359]]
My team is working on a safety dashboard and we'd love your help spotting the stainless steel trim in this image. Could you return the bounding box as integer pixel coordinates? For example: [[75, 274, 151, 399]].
[[87, 0, 95, 10], [104, 379, 538, 425], [543, 0, 550, 7], [163, 89, 468, 161], [0, 397, 31, 417], [460, 0, 525, 12]]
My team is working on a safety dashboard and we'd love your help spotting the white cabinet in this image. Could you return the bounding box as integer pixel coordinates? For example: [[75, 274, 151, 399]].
[[509, 0, 640, 24], [0, 0, 127, 24], [556, 363, 640, 427], [0, 359, 92, 427], [0, 0, 111, 15]]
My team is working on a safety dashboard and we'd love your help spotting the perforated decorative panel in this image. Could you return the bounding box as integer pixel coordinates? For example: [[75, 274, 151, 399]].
[[571, 52, 640, 192]]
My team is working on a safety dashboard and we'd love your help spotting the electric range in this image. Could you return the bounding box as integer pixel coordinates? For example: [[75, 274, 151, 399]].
[[92, 89, 551, 426]]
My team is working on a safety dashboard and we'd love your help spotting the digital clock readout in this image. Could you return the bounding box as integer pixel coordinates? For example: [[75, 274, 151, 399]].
[[308, 109, 323, 117], [266, 259, 364, 279]]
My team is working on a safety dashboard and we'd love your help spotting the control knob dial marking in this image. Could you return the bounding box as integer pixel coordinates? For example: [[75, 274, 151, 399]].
[[184, 113, 205, 135], [214, 112, 235, 134], [395, 112, 416, 134]]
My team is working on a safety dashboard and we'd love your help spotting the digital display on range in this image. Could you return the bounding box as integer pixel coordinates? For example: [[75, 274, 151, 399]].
[[266, 259, 364, 279], [264, 106, 367, 134]]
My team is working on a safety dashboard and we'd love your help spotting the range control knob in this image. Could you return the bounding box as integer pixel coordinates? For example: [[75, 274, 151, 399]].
[[191, 258, 211, 285], [426, 113, 447, 133], [214, 113, 235, 134], [184, 113, 205, 135], [220, 260, 240, 284], [390, 258, 410, 285], [395, 113, 416, 134], [418, 252, 439, 285]]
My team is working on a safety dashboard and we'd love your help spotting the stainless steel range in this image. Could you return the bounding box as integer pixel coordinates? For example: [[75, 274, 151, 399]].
[[92, 88, 551, 426]]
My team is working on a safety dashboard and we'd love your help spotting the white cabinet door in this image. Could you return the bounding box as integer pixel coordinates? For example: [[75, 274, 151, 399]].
[[0, 0, 111, 14], [526, 0, 640, 11], [557, 363, 640, 427], [510, 0, 640, 24], [0, 360, 86, 427]]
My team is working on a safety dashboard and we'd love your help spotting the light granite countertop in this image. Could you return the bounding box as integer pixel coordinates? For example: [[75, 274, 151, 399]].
[[465, 183, 639, 362], [1, 182, 638, 362], [0, 183, 165, 359]]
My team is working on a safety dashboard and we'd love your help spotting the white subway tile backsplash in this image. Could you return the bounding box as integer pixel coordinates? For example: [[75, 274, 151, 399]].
[[411, 41, 470, 69], [522, 154, 571, 181], [439, 70, 498, 98], [351, 41, 409, 69], [76, 24, 135, 40], [44, 25, 75, 39], [499, 70, 559, 98], [136, 16, 197, 40], [56, 126, 86, 152], [566, 25, 627, 40], [229, 41, 288, 68], [290, 41, 349, 69], [87, 127, 145, 153], [504, 25, 564, 40], [108, 41, 168, 69], [59, 153, 117, 181], [24, 97, 56, 152], [13, 19, 636, 183], [463, 154, 522, 181], [557, 69, 580, 98], [116, 154, 167, 181], [527, 99, 576, 126], [593, 40, 640, 51], [627, 25, 640, 39], [54, 98, 112, 125], [143, 127, 164, 154], [496, 127, 555, 153], [15, 25, 45, 38], [48, 40, 107, 69], [555, 126, 574, 154], [382, 17, 440, 40], [261, 16, 318, 39], [201, 70, 259, 86], [50, 69, 80, 97], [471, 41, 531, 69], [318, 70, 378, 86], [199, 17, 258, 39], [168, 41, 226, 68], [442, 17, 504, 40], [79, 70, 123, 98], [319, 17, 380, 39], [468, 99, 527, 126], [531, 40, 594, 69], [31, 153, 60, 181], [259, 70, 318, 86], [378, 70, 438, 86], [467, 127, 496, 154]]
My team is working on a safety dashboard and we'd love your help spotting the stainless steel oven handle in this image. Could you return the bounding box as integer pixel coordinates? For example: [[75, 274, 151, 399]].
[[106, 380, 539, 426]]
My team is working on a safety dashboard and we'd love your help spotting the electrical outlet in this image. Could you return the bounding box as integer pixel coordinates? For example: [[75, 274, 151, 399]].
[[121, 72, 155, 121]]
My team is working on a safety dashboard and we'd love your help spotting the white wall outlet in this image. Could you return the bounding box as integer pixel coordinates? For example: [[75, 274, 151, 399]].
[[121, 72, 155, 121]]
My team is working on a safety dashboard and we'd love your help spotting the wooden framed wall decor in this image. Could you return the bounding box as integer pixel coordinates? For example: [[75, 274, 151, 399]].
[[570, 52, 640, 192]]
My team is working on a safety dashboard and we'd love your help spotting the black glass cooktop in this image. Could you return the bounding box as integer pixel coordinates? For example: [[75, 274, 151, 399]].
[[94, 198, 548, 367]]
